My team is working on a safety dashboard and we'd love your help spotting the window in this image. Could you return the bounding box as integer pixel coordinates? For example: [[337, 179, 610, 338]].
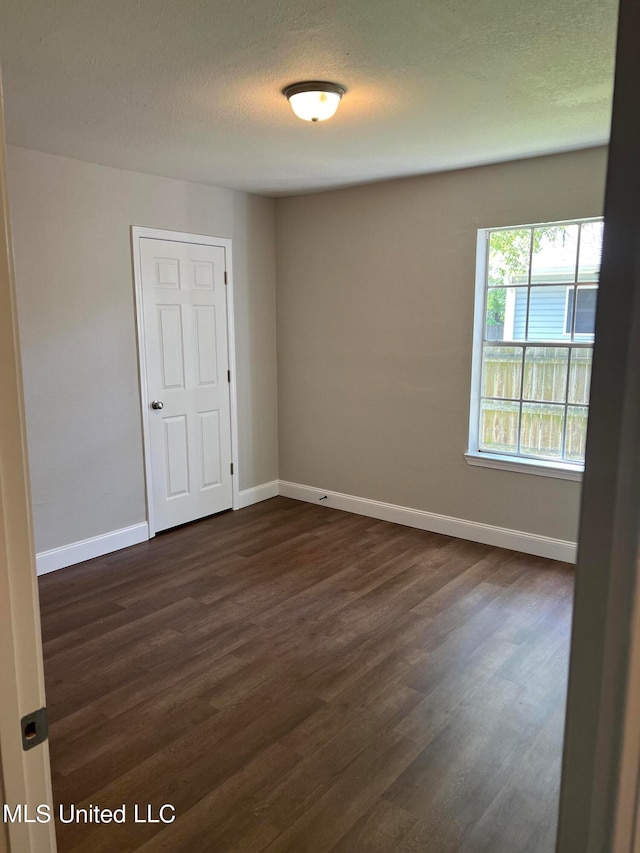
[[467, 217, 604, 478], [565, 286, 597, 335]]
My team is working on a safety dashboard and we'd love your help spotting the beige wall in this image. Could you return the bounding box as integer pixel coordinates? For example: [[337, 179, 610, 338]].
[[6, 144, 607, 554], [6, 146, 277, 554], [275, 147, 608, 542]]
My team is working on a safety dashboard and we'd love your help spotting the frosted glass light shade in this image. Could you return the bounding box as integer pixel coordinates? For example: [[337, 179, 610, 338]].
[[283, 82, 345, 122]]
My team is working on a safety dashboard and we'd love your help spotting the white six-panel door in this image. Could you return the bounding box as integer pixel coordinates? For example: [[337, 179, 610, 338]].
[[139, 237, 233, 532]]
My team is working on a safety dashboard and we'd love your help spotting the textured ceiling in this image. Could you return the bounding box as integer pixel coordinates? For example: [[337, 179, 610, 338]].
[[0, 0, 617, 196]]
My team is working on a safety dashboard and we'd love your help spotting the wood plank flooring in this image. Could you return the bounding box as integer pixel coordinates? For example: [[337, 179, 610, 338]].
[[38, 496, 574, 852]]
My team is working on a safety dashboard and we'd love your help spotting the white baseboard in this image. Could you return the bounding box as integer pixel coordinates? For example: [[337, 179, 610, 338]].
[[35, 480, 576, 574], [36, 522, 150, 576], [235, 480, 280, 510], [278, 480, 577, 563], [36, 479, 280, 575]]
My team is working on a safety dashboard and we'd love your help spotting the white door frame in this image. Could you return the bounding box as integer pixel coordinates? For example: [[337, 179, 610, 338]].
[[131, 226, 240, 536], [0, 77, 56, 852]]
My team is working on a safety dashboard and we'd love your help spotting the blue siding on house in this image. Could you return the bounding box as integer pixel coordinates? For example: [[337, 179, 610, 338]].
[[513, 286, 568, 340]]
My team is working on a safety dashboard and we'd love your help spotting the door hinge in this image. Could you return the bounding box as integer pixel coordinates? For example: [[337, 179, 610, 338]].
[[227, 370, 231, 383], [21, 707, 48, 751], [230, 462, 234, 476], [224, 271, 228, 285]]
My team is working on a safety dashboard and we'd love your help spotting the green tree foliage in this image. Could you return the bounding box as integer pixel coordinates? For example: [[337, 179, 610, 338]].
[[486, 226, 565, 327], [486, 287, 506, 328], [488, 229, 532, 287]]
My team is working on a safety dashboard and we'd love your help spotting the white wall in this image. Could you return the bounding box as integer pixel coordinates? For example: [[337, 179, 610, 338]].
[[275, 147, 608, 544], [7, 147, 278, 554]]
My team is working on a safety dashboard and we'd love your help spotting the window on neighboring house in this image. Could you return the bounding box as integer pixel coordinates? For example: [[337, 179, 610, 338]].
[[565, 286, 598, 335], [467, 217, 604, 479]]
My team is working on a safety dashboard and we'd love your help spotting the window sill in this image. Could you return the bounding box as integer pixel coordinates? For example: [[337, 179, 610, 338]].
[[464, 451, 583, 482]]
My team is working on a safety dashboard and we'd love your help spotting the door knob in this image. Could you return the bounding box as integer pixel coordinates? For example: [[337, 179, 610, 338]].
[[151, 400, 164, 410]]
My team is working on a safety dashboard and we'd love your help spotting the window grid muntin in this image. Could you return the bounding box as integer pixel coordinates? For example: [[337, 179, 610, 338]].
[[478, 218, 601, 466]]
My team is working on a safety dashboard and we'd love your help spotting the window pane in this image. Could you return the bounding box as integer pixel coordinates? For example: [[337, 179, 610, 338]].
[[485, 287, 521, 340], [526, 286, 571, 341], [520, 402, 565, 459], [565, 406, 589, 463], [482, 346, 522, 399], [578, 221, 604, 282], [479, 399, 519, 454], [523, 347, 568, 403], [568, 349, 592, 405], [531, 224, 579, 284], [488, 229, 531, 287]]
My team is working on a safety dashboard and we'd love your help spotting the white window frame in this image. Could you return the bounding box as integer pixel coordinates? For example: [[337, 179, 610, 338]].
[[465, 217, 601, 481]]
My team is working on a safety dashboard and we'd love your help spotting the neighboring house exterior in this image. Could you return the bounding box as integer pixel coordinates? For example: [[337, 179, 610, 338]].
[[488, 264, 599, 342], [509, 283, 597, 340]]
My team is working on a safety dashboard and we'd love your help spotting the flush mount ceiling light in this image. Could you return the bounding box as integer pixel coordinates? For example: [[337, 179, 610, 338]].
[[283, 81, 346, 122]]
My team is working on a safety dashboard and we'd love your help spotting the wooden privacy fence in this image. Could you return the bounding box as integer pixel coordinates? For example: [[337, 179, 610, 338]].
[[481, 348, 591, 460]]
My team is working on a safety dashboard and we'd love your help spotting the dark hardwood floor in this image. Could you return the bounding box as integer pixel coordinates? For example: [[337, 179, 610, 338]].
[[38, 496, 574, 852]]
